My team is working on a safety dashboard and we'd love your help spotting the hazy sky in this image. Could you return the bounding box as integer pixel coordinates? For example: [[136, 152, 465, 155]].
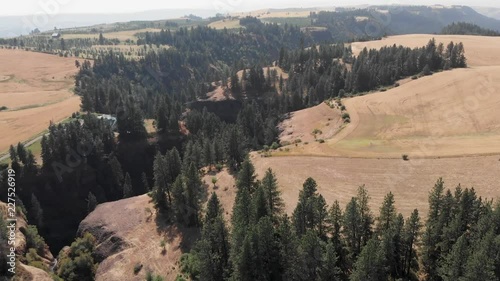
[[2, 0, 500, 16]]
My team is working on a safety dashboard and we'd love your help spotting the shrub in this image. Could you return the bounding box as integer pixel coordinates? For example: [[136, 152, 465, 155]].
[[0, 106, 8, 111], [294, 139, 302, 144], [215, 163, 223, 172], [312, 129, 323, 135], [380, 88, 387, 92], [317, 139, 325, 143], [270, 142, 280, 150], [340, 105, 346, 111], [344, 118, 351, 123], [411, 75, 418, 80], [402, 154, 409, 161], [394, 82, 400, 87], [134, 263, 143, 274], [180, 253, 200, 279], [21, 225, 46, 255], [342, 113, 350, 120]]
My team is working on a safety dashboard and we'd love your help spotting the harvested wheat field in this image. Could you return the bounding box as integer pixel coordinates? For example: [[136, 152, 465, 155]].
[[252, 154, 500, 218], [252, 34, 500, 219], [351, 34, 500, 67], [0, 49, 80, 153]]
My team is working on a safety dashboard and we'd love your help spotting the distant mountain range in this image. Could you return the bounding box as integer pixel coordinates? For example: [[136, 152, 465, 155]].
[[2, 5, 500, 38]]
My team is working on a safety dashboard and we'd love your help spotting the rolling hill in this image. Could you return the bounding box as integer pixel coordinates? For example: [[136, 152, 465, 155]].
[[252, 34, 500, 218]]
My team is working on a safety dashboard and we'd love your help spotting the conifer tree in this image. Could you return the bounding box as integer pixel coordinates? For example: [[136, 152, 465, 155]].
[[377, 192, 397, 233], [438, 234, 468, 281], [123, 172, 134, 198], [319, 242, 341, 281], [87, 192, 97, 214], [261, 168, 284, 220], [184, 162, 202, 226], [196, 193, 230, 281], [30, 194, 43, 227], [236, 158, 256, 191]]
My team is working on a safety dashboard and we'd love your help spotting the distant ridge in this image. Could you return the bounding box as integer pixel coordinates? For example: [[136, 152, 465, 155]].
[[0, 9, 216, 37]]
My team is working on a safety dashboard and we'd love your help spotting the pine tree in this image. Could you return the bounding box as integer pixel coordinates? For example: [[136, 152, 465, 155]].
[[299, 230, 323, 280], [254, 216, 280, 280], [152, 152, 169, 210], [196, 193, 230, 281], [236, 158, 256, 191], [422, 178, 446, 280], [463, 232, 497, 281], [402, 209, 421, 277], [438, 234, 468, 281], [292, 177, 319, 236], [251, 185, 268, 224], [230, 187, 252, 279], [30, 194, 43, 227], [329, 200, 347, 275], [377, 192, 397, 233], [319, 242, 341, 281], [261, 168, 284, 220], [123, 172, 134, 198], [356, 185, 373, 249], [168, 147, 182, 180], [184, 163, 202, 226], [350, 238, 387, 281], [277, 216, 303, 281], [172, 175, 186, 223], [343, 197, 362, 262], [116, 100, 147, 142], [87, 192, 97, 213], [315, 195, 329, 239]]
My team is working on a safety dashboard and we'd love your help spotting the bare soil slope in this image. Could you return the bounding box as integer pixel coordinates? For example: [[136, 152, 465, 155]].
[[79, 169, 236, 281], [0, 49, 80, 153]]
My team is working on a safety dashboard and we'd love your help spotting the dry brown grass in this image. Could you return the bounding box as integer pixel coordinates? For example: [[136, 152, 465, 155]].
[[0, 49, 80, 153], [351, 34, 500, 67], [61, 28, 163, 41], [252, 154, 500, 218], [252, 34, 500, 219], [208, 19, 242, 30]]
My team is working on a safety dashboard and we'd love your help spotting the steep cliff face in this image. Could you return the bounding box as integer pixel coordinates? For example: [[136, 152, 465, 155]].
[[0, 202, 54, 281]]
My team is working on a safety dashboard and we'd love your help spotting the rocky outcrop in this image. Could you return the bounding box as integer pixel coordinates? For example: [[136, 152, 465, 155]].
[[78, 195, 185, 281]]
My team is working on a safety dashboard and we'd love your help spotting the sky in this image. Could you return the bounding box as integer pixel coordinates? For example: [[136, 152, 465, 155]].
[[2, 0, 500, 16]]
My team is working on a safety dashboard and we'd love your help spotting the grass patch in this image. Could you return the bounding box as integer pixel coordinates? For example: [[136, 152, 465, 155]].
[[262, 17, 312, 27]]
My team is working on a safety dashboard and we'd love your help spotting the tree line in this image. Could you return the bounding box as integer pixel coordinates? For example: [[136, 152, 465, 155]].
[[176, 160, 500, 281], [441, 22, 500, 36]]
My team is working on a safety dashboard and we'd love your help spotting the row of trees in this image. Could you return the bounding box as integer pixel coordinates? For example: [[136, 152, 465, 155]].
[[279, 39, 466, 104], [441, 22, 500, 36], [178, 160, 500, 281]]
